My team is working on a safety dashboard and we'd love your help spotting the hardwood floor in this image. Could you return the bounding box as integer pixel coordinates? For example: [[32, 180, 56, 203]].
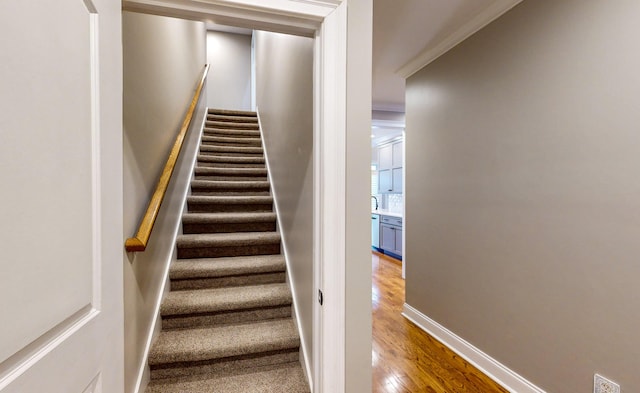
[[372, 251, 509, 393]]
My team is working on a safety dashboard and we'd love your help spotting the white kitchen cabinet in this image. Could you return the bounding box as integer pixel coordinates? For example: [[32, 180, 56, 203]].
[[378, 144, 393, 169], [379, 169, 392, 193], [392, 142, 403, 167], [377, 140, 403, 193]]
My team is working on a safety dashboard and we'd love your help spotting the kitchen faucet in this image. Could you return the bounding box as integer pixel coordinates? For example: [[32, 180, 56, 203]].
[[371, 195, 379, 210]]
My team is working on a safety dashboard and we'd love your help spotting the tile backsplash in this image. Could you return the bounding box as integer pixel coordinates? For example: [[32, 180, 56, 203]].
[[386, 193, 404, 214]]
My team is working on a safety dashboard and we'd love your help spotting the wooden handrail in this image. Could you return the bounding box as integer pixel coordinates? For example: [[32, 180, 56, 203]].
[[125, 64, 210, 252]]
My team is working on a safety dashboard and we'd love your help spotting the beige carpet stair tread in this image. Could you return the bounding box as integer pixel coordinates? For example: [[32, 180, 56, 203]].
[[182, 212, 276, 224], [177, 232, 281, 248], [197, 154, 265, 163], [206, 115, 258, 123], [170, 255, 285, 280], [203, 128, 261, 137], [146, 363, 309, 393], [200, 145, 264, 154], [148, 318, 299, 365], [161, 283, 292, 316], [191, 179, 270, 190], [205, 121, 259, 130], [186, 195, 273, 212], [194, 167, 267, 176], [208, 108, 257, 117], [201, 135, 262, 145]]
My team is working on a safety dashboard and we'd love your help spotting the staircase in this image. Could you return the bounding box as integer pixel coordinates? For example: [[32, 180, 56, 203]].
[[146, 109, 310, 393]]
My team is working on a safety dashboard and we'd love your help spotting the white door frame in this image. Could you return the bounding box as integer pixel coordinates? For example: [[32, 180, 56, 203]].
[[121, 1, 372, 392]]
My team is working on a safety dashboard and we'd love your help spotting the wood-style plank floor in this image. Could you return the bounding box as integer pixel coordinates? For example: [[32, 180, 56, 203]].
[[372, 251, 509, 393]]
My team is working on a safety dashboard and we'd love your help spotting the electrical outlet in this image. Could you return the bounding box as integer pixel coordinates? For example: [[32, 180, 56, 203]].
[[594, 374, 620, 393]]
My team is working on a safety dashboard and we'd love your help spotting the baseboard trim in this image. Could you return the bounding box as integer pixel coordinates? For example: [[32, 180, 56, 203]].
[[402, 304, 546, 393]]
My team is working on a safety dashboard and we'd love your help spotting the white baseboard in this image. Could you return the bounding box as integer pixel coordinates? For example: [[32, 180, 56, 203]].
[[402, 304, 546, 393]]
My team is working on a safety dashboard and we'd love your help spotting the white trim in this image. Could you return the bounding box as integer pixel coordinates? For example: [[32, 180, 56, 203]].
[[132, 110, 207, 393], [312, 26, 323, 393], [0, 307, 98, 389], [123, 0, 326, 37], [255, 108, 314, 390], [396, 0, 523, 78], [315, 4, 347, 393], [88, 9, 103, 310], [402, 304, 547, 393], [289, 0, 341, 7]]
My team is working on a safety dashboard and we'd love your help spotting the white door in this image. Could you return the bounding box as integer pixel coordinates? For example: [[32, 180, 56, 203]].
[[0, 1, 124, 392]]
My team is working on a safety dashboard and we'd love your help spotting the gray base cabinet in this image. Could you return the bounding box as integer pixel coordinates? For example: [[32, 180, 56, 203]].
[[379, 215, 402, 257]]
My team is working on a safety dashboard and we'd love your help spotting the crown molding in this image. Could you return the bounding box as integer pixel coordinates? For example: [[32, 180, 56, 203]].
[[396, 0, 523, 78], [123, 0, 330, 37]]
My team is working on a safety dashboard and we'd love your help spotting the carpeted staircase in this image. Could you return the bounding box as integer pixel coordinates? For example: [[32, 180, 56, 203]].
[[145, 109, 310, 393]]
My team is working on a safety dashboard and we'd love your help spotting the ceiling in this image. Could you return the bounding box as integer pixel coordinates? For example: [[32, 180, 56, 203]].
[[131, 0, 521, 115], [372, 0, 520, 113]]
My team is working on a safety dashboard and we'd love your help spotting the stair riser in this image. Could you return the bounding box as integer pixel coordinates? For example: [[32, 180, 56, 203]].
[[203, 129, 261, 138], [170, 272, 286, 291], [197, 161, 265, 169], [187, 202, 273, 213], [198, 154, 265, 164], [201, 139, 262, 147], [200, 146, 263, 154], [200, 151, 263, 158], [191, 190, 271, 197], [162, 306, 291, 330], [208, 109, 257, 117], [150, 350, 299, 381], [194, 175, 267, 182], [182, 221, 276, 234], [177, 244, 281, 259], [206, 115, 258, 123], [205, 121, 259, 130]]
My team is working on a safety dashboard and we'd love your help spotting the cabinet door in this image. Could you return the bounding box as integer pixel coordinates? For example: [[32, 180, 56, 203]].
[[392, 141, 403, 168], [394, 228, 403, 256], [379, 169, 392, 193], [378, 144, 393, 170], [381, 225, 396, 251], [392, 167, 403, 193]]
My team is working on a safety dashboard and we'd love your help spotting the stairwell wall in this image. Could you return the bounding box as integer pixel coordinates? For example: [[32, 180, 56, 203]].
[[254, 30, 315, 382], [206, 30, 252, 111], [122, 11, 206, 393], [405, 0, 640, 392]]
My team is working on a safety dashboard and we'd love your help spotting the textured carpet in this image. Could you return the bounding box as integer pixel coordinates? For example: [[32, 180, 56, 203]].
[[146, 108, 309, 392]]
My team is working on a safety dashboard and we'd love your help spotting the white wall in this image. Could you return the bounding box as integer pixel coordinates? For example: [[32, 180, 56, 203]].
[[405, 0, 640, 391], [206, 31, 252, 110], [122, 11, 206, 393], [254, 29, 314, 383]]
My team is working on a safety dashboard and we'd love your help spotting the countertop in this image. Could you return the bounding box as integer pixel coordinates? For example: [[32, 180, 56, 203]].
[[371, 209, 403, 218]]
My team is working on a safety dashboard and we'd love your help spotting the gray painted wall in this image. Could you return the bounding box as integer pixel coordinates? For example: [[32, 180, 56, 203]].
[[405, 1, 640, 392], [122, 11, 205, 393], [254, 30, 315, 383], [206, 31, 252, 110]]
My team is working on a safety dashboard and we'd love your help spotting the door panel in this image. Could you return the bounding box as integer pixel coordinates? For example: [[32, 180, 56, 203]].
[[0, 0, 123, 391]]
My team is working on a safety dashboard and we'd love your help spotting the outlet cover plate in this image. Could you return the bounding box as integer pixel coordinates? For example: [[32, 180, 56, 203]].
[[594, 374, 620, 393]]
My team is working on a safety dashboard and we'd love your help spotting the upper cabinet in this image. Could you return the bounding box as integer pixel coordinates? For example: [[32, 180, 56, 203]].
[[377, 139, 403, 193]]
